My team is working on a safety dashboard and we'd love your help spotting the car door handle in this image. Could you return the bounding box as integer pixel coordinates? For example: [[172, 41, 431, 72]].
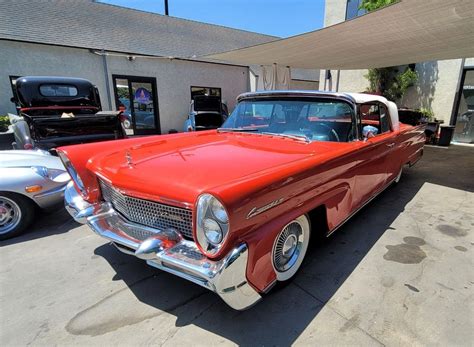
[[387, 143, 395, 148]]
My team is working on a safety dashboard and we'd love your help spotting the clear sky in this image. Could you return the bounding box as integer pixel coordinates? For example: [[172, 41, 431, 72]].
[[99, 0, 325, 38]]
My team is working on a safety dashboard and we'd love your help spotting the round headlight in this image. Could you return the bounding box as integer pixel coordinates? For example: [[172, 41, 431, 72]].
[[210, 198, 228, 223], [196, 193, 230, 255], [203, 218, 223, 244]]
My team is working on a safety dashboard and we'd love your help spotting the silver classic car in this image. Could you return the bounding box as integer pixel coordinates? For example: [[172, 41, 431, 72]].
[[0, 150, 70, 239]]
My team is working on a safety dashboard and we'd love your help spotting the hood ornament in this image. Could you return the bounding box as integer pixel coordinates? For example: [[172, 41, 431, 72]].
[[125, 151, 134, 167]]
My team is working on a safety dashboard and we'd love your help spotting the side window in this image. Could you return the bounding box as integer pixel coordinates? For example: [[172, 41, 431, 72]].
[[360, 103, 380, 134], [379, 104, 391, 133], [360, 103, 391, 136]]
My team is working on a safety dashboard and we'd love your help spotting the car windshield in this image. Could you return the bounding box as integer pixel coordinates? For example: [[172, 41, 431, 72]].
[[220, 98, 356, 142]]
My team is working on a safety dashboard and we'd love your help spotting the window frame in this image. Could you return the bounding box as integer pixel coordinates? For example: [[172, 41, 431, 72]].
[[345, 0, 366, 20], [190, 86, 221, 100]]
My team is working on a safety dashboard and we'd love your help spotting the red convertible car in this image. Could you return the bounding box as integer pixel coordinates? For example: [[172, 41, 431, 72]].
[[60, 91, 425, 310]]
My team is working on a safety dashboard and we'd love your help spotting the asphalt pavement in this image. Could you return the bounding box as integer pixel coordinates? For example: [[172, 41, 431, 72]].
[[1, 144, 473, 346]]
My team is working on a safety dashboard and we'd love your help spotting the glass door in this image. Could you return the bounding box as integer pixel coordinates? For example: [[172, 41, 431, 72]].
[[452, 69, 474, 144], [113, 75, 160, 136]]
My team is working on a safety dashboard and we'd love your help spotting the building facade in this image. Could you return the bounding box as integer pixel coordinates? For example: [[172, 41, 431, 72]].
[[0, 0, 319, 135], [321, 0, 473, 143], [0, 40, 252, 134]]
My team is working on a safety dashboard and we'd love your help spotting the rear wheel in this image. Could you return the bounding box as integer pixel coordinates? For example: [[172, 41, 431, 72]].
[[0, 193, 35, 240], [272, 214, 311, 282]]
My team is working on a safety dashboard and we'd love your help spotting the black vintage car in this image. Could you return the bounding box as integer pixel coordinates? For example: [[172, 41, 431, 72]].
[[9, 76, 126, 152], [183, 95, 228, 132]]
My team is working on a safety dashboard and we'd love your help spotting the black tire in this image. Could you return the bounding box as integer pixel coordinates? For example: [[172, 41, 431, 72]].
[[0, 192, 36, 240]]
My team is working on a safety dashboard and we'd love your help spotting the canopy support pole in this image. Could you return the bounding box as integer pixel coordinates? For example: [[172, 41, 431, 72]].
[[323, 70, 327, 91]]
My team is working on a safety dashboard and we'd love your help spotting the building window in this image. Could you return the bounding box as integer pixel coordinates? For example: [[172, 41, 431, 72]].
[[346, 0, 366, 20], [191, 86, 221, 100]]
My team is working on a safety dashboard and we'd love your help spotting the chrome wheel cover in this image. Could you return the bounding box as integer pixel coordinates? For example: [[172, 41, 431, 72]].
[[0, 196, 22, 235], [272, 215, 310, 281]]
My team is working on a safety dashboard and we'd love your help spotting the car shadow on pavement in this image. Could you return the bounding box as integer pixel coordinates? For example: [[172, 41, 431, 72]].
[[0, 206, 79, 247], [90, 145, 473, 345]]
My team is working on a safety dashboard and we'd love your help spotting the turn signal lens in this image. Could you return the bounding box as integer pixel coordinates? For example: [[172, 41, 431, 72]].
[[25, 185, 42, 193]]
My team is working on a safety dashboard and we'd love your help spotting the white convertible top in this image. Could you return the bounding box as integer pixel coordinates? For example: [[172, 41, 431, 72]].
[[345, 92, 399, 131]]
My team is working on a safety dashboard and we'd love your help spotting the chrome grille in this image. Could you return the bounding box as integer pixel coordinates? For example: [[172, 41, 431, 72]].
[[99, 179, 194, 240]]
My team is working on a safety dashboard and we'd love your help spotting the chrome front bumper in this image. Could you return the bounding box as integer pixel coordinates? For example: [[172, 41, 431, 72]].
[[64, 182, 261, 310]]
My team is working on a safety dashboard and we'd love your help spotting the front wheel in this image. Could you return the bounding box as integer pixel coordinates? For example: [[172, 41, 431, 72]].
[[0, 193, 35, 240], [272, 214, 311, 282]]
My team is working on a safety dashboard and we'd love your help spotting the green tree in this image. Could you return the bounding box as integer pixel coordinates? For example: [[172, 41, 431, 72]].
[[359, 0, 395, 12], [360, 0, 418, 102]]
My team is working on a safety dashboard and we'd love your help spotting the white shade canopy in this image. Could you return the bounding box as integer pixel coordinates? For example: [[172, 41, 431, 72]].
[[204, 0, 474, 69]]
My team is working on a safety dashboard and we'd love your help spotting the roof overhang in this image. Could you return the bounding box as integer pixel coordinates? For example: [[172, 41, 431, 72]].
[[204, 0, 474, 69]]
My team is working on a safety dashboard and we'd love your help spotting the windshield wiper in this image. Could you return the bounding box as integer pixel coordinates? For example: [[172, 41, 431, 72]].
[[260, 132, 311, 143], [217, 127, 259, 132], [218, 128, 310, 143]]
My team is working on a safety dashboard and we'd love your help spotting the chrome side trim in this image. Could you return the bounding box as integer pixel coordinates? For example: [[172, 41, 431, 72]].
[[64, 182, 262, 310]]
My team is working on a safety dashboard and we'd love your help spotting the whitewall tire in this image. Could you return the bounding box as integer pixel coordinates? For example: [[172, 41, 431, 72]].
[[272, 214, 311, 282]]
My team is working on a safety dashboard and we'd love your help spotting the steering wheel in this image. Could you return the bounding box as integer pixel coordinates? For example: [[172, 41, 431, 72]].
[[313, 123, 340, 142]]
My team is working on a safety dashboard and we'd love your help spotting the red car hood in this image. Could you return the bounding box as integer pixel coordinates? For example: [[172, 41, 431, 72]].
[[88, 132, 344, 205]]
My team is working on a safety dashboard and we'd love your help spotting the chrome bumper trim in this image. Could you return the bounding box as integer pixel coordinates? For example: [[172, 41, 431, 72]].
[[64, 182, 261, 310]]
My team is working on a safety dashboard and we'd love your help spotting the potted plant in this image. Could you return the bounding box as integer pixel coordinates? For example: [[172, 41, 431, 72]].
[[0, 114, 14, 150]]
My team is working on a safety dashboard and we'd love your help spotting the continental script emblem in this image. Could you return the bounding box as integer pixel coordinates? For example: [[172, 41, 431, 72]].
[[247, 198, 284, 219]]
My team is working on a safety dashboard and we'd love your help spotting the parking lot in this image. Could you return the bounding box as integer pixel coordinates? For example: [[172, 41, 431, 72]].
[[1, 144, 472, 346]]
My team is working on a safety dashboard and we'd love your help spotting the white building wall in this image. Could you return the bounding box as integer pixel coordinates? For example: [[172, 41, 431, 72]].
[[0, 40, 107, 112], [401, 60, 464, 122], [0, 40, 249, 133]]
